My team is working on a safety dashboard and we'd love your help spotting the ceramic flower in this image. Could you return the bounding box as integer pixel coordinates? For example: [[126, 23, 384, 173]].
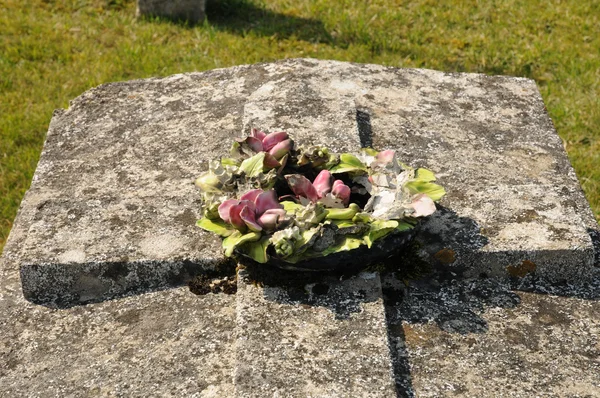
[[243, 129, 293, 169], [270, 226, 302, 258], [408, 193, 437, 217], [285, 170, 351, 207], [196, 130, 446, 266], [218, 189, 287, 232]]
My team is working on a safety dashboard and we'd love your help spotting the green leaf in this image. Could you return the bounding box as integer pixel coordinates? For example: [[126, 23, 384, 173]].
[[196, 218, 235, 237], [281, 201, 304, 213], [229, 141, 241, 157], [361, 147, 379, 156], [324, 154, 340, 170], [285, 231, 363, 263], [324, 203, 360, 220], [330, 219, 356, 228], [340, 153, 365, 167], [396, 220, 416, 232], [364, 220, 399, 248], [329, 153, 367, 173], [404, 181, 446, 201], [222, 231, 261, 257], [296, 228, 319, 250], [321, 236, 363, 256], [274, 228, 318, 263], [238, 236, 270, 263], [239, 152, 266, 177], [415, 168, 436, 182], [221, 157, 240, 167], [195, 172, 222, 192], [352, 212, 372, 223], [270, 228, 319, 264]]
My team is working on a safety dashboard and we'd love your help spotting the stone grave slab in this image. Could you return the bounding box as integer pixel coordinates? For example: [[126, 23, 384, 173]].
[[9, 58, 597, 307], [2, 59, 599, 397], [234, 269, 397, 397]]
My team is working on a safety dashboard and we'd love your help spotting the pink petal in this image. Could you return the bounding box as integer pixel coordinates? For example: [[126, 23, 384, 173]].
[[312, 170, 333, 198], [376, 150, 396, 164], [285, 174, 320, 203], [255, 190, 283, 215], [262, 131, 289, 152], [240, 189, 263, 203], [332, 180, 351, 206], [228, 204, 247, 230], [278, 194, 298, 203], [258, 212, 279, 230], [262, 208, 287, 218], [245, 136, 264, 153], [268, 139, 292, 160], [218, 199, 239, 223], [275, 208, 288, 217], [263, 152, 281, 169], [238, 199, 256, 213], [411, 194, 436, 217], [258, 209, 287, 231], [250, 128, 267, 141], [240, 205, 262, 232]]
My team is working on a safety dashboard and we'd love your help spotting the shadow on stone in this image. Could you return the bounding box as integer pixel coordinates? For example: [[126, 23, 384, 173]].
[[240, 262, 378, 320], [381, 271, 519, 397], [381, 264, 600, 396], [382, 210, 599, 332], [385, 306, 415, 398], [384, 274, 520, 335], [379, 211, 599, 396], [414, 205, 489, 280], [356, 108, 373, 148], [588, 227, 600, 266], [205, 0, 332, 43], [412, 206, 599, 299], [23, 258, 237, 309]]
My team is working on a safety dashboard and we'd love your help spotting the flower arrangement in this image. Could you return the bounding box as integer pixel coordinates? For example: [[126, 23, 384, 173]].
[[195, 129, 445, 270]]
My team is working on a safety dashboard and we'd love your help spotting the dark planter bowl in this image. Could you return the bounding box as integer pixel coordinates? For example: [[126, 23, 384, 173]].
[[238, 227, 417, 272]]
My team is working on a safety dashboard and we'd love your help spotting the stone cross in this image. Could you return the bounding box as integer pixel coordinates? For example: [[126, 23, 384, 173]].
[[2, 59, 598, 396], [14, 59, 596, 305]]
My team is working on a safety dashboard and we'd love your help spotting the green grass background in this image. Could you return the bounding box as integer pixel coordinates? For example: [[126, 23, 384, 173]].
[[1, 0, 599, 251]]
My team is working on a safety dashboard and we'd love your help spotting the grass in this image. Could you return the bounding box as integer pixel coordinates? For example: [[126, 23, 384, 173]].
[[1, 0, 598, 251]]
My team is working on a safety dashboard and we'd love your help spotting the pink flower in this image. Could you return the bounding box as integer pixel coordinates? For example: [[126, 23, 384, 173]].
[[332, 180, 351, 204], [244, 129, 293, 169], [376, 150, 396, 164], [285, 170, 351, 206], [218, 189, 286, 232], [409, 194, 436, 217]]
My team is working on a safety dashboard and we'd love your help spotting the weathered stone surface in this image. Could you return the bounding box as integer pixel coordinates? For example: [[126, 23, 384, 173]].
[[234, 269, 397, 397], [15, 71, 247, 304], [137, 0, 206, 24], [7, 58, 597, 305], [382, 272, 600, 397], [1, 235, 235, 397], [243, 67, 360, 152], [0, 138, 237, 397], [0, 288, 235, 398], [355, 71, 597, 281]]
